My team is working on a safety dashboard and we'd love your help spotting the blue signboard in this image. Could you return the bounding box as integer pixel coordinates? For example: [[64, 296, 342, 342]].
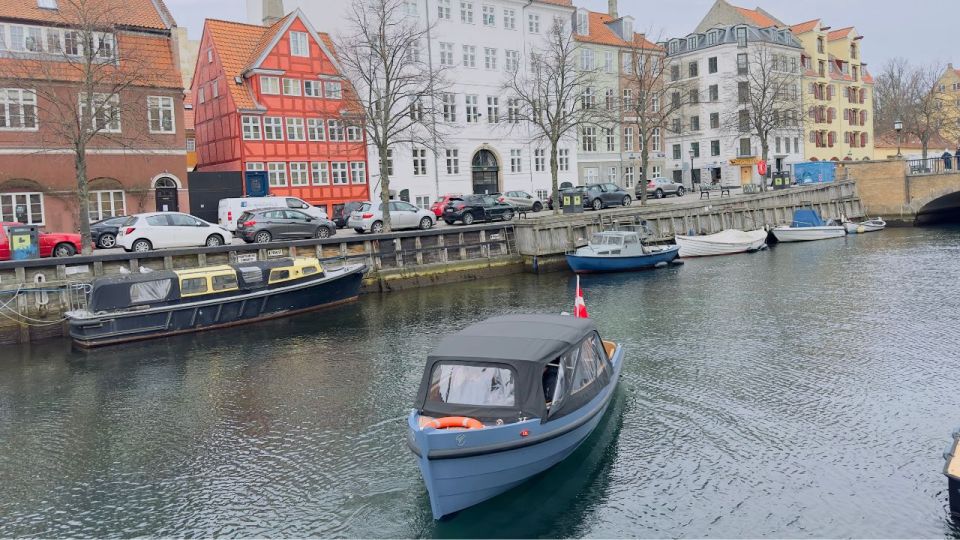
[[793, 162, 836, 185], [245, 171, 269, 197]]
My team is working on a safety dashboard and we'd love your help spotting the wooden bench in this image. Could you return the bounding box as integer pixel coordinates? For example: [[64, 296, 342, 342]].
[[699, 184, 732, 199]]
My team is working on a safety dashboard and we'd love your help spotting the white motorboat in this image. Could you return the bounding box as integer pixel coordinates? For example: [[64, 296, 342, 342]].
[[675, 229, 768, 257], [772, 207, 846, 243], [843, 218, 886, 234]]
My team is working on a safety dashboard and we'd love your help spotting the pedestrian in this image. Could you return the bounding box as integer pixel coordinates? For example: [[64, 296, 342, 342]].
[[955, 145, 960, 170], [943, 150, 953, 171]]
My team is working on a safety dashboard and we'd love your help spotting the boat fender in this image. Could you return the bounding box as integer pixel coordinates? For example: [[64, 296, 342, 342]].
[[654, 261, 668, 269], [425, 417, 484, 430], [670, 259, 685, 266]]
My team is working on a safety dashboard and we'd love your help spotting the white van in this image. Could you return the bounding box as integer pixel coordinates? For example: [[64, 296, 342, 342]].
[[217, 197, 328, 232]]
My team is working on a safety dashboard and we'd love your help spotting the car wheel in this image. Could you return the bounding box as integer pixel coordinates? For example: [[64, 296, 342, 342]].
[[315, 226, 332, 239], [622, 195, 632, 207], [677, 187, 685, 197], [462, 212, 475, 225], [444, 219, 455, 225], [655, 189, 664, 199], [53, 243, 76, 258], [532, 202, 543, 212], [205, 234, 224, 247], [254, 231, 272, 243], [419, 217, 433, 230], [592, 198, 603, 211], [371, 221, 384, 234], [132, 239, 152, 253], [502, 209, 514, 221], [98, 233, 116, 249]]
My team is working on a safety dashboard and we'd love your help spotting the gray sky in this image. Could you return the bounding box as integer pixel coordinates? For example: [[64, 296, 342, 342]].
[[167, 0, 956, 70]]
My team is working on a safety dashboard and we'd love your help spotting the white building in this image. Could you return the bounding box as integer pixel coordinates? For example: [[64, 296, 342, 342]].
[[246, 0, 580, 207], [661, 25, 804, 187]]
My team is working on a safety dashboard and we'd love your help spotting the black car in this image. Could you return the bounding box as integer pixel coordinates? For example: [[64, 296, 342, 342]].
[[90, 215, 128, 249], [331, 201, 364, 229], [580, 183, 632, 210], [236, 208, 337, 243], [443, 194, 516, 225]]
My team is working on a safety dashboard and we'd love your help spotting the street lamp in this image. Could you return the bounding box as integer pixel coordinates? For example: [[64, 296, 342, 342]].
[[894, 119, 903, 158], [688, 148, 695, 187]]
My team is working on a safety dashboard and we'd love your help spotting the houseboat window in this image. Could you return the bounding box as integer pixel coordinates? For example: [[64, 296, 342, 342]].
[[181, 277, 209, 295], [571, 334, 605, 393], [269, 269, 290, 282], [129, 279, 172, 304], [212, 274, 239, 291], [428, 364, 516, 407], [302, 266, 319, 276]]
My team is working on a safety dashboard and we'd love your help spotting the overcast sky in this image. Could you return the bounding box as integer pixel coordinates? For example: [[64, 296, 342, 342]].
[[166, 0, 956, 70]]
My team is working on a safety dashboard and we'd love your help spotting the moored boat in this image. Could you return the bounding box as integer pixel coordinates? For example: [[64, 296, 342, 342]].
[[772, 207, 846, 242], [565, 231, 679, 273], [68, 257, 366, 347], [675, 229, 768, 257], [407, 314, 624, 520], [843, 217, 886, 234]]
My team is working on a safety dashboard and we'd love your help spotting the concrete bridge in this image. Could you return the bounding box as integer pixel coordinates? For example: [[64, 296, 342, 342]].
[[846, 159, 960, 224]]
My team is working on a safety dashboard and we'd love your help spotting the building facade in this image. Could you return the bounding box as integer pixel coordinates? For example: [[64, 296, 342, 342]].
[[0, 0, 187, 232], [191, 11, 369, 216], [246, 0, 580, 207], [937, 64, 960, 148]]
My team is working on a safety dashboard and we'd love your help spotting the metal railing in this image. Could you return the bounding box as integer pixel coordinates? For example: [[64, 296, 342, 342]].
[[906, 156, 960, 176]]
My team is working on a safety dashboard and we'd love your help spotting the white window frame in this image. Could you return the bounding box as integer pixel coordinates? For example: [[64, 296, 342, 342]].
[[503, 8, 516, 30], [528, 13, 540, 33], [0, 192, 45, 225], [462, 45, 476, 68], [350, 162, 367, 184], [558, 148, 569, 171], [88, 190, 125, 222], [304, 80, 321, 97], [242, 115, 262, 140], [307, 117, 326, 141], [311, 162, 330, 185], [510, 148, 522, 173], [437, 0, 451, 20], [534, 148, 545, 172], [0, 88, 38, 131], [263, 116, 284, 141], [327, 119, 345, 141], [79, 93, 120, 133], [412, 148, 427, 176], [439, 42, 454, 66], [285, 117, 305, 141], [331, 162, 349, 184], [246, 162, 265, 171], [482, 4, 495, 26], [346, 124, 362, 142], [260, 76, 280, 95], [282, 78, 302, 97], [289, 31, 309, 57], [268, 162, 288, 187], [289, 162, 309, 186], [324, 81, 342, 99], [445, 149, 460, 174], [147, 95, 175, 134], [460, 1, 474, 23], [484, 47, 497, 70]]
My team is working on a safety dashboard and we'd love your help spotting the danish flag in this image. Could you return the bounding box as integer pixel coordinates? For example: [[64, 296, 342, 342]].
[[574, 276, 589, 318]]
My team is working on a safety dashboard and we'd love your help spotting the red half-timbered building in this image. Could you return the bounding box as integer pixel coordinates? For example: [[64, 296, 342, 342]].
[[192, 10, 368, 216]]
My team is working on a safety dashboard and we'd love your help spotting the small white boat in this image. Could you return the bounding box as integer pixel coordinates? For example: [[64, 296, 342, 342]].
[[772, 207, 846, 243], [843, 218, 886, 234], [675, 229, 768, 257]]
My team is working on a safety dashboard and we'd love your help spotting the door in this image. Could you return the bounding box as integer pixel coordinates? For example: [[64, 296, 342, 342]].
[[284, 210, 314, 238], [392, 201, 419, 229], [472, 150, 499, 195], [155, 177, 179, 212], [481, 196, 501, 220], [168, 213, 205, 246], [144, 214, 172, 248], [261, 210, 289, 238], [740, 166, 752, 185], [603, 183, 622, 205]]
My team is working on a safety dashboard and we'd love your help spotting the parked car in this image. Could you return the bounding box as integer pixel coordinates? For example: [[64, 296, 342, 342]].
[[497, 191, 544, 212], [430, 194, 463, 218], [117, 212, 232, 253], [217, 196, 328, 232], [331, 202, 364, 229], [443, 194, 516, 225], [581, 183, 632, 210], [641, 177, 686, 199], [348, 201, 436, 234], [90, 215, 128, 249], [0, 222, 83, 260], [236, 208, 337, 244]]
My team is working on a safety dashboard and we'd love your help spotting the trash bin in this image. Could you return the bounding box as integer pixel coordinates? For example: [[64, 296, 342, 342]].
[[562, 192, 584, 214], [6, 224, 39, 260]]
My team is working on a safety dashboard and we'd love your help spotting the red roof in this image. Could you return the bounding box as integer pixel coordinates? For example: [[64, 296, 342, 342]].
[[735, 6, 779, 28], [828, 27, 854, 41], [0, 0, 174, 30], [790, 19, 820, 34], [573, 11, 661, 50]]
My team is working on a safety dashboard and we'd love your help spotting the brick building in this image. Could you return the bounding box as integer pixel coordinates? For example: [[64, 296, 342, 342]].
[[191, 10, 369, 216], [0, 0, 187, 232]]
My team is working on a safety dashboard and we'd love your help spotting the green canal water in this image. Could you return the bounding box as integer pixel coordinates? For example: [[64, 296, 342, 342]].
[[2, 227, 960, 537]]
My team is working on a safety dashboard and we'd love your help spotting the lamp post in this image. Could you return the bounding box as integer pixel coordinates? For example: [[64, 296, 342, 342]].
[[894, 119, 903, 158], [688, 148, 695, 188]]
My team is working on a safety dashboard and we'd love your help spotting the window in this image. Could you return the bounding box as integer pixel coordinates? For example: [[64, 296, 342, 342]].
[[263, 117, 283, 140], [0, 89, 38, 130], [710, 139, 720, 156], [558, 148, 569, 171], [145, 96, 176, 134], [504, 8, 516, 29], [510, 148, 522, 172], [672, 144, 681, 160], [212, 274, 239, 292], [689, 89, 699, 104], [304, 80, 321, 97], [671, 91, 680, 108], [652, 128, 661, 151], [346, 124, 362, 142], [409, 98, 423, 121], [350, 162, 366, 184], [528, 13, 540, 33], [775, 136, 781, 153], [268, 162, 287, 187], [331, 162, 349, 184], [327, 119, 344, 141], [623, 166, 634, 188], [465, 95, 479, 122], [290, 31, 309, 57], [482, 5, 495, 26], [690, 116, 700, 131], [736, 27, 747, 47], [307, 118, 325, 141], [670, 64, 680, 81], [246, 162, 265, 171], [581, 87, 595, 109], [688, 61, 698, 77], [584, 168, 598, 183], [739, 138, 751, 156], [534, 148, 545, 172], [241, 115, 262, 140], [461, 1, 474, 23], [87, 190, 124, 221], [186, 138, 195, 152], [671, 118, 681, 134], [605, 128, 615, 151], [708, 84, 718, 102], [580, 48, 595, 71], [438, 0, 451, 19], [785, 138, 791, 153], [79, 93, 120, 132], [428, 363, 516, 407], [311, 162, 329, 185], [604, 89, 615, 110], [690, 142, 700, 158], [412, 149, 427, 176], [738, 109, 750, 132], [710, 112, 719, 129], [0, 192, 43, 224], [737, 53, 748, 75], [484, 47, 497, 70], [622, 89, 633, 109], [581, 126, 596, 152], [486, 96, 499, 123], [441, 93, 457, 122], [439, 42, 454, 66], [505, 49, 520, 72], [622, 53, 633, 74], [462, 45, 476, 68], [651, 95, 659, 112], [603, 51, 614, 74], [445, 149, 460, 174], [324, 81, 342, 99], [403, 0, 418, 16], [260, 76, 280, 95], [738, 81, 749, 103], [817, 37, 825, 54], [211, 79, 219, 99], [289, 162, 309, 186], [623, 127, 633, 151], [286, 117, 305, 141], [197, 87, 205, 104], [708, 56, 718, 73], [415, 196, 431, 210]]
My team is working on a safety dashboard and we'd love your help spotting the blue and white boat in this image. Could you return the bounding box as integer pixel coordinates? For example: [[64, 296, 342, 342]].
[[565, 230, 679, 273], [407, 314, 624, 520]]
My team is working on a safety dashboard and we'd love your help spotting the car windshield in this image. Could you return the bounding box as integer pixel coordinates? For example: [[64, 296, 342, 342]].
[[428, 363, 516, 407]]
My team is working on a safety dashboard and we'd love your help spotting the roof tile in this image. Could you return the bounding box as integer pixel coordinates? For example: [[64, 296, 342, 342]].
[[735, 6, 779, 28], [789, 19, 820, 34], [827, 27, 854, 41], [574, 11, 661, 50], [0, 0, 172, 30]]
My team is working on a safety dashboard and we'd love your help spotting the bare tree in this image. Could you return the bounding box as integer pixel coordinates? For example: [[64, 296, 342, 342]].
[[875, 58, 958, 159], [0, 0, 163, 253], [335, 0, 448, 232], [501, 18, 605, 214], [722, 43, 803, 191]]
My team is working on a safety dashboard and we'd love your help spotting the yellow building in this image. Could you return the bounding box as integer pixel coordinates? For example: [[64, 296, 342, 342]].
[[790, 20, 874, 162], [938, 63, 960, 147]]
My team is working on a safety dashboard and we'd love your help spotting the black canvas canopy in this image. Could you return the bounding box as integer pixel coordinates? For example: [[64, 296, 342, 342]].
[[89, 271, 180, 312], [414, 315, 605, 423]]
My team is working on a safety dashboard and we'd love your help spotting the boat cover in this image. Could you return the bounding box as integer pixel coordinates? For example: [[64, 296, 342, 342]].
[[791, 209, 824, 228], [415, 314, 606, 422], [88, 271, 181, 312]]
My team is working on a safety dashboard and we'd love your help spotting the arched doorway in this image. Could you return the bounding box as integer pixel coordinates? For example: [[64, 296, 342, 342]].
[[154, 176, 179, 212], [472, 149, 500, 195]]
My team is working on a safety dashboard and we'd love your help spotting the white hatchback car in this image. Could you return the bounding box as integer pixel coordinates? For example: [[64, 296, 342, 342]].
[[348, 200, 435, 234], [118, 212, 232, 252]]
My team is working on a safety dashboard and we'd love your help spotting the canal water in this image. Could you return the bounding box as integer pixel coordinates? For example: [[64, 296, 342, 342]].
[[2, 227, 960, 538]]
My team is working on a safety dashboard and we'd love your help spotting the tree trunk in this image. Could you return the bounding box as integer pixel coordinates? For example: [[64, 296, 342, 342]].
[[550, 140, 560, 215], [74, 146, 93, 255], [921, 137, 929, 161], [378, 143, 392, 232], [639, 136, 649, 206]]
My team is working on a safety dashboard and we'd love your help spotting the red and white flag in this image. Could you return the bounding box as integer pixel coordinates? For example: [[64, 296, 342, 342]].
[[574, 276, 589, 318]]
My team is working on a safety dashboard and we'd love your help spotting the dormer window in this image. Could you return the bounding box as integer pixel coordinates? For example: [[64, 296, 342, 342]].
[[735, 27, 747, 47], [669, 40, 679, 55], [623, 19, 633, 41], [576, 10, 587, 36], [686, 36, 697, 50], [37, 0, 58, 9], [706, 31, 718, 46]]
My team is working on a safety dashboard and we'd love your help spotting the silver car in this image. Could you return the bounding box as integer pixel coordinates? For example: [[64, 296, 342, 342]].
[[641, 177, 686, 199], [497, 191, 544, 212], [348, 200, 436, 234]]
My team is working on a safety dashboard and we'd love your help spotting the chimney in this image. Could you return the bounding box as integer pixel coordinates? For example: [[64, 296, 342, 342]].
[[263, 0, 284, 26], [608, 0, 617, 19]]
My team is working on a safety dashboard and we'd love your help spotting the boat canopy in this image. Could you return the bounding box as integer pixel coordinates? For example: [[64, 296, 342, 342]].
[[791, 208, 825, 228], [415, 315, 612, 423], [88, 271, 182, 312]]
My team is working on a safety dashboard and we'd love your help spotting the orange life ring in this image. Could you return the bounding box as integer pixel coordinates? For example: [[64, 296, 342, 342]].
[[426, 416, 484, 430]]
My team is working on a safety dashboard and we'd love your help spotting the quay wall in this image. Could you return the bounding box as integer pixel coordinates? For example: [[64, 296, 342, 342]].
[[845, 159, 960, 222]]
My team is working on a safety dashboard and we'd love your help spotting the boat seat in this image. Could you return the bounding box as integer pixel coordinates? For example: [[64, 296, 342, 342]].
[[602, 340, 616, 359]]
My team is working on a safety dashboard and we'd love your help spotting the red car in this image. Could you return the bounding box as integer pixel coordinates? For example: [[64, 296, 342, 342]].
[[0, 222, 84, 261], [430, 194, 463, 218]]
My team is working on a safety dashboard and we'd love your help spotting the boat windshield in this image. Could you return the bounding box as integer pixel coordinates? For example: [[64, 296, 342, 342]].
[[428, 363, 516, 407], [590, 234, 623, 246]]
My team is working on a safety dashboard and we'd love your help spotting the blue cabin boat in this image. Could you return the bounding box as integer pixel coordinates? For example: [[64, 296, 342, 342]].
[[407, 314, 624, 519], [566, 231, 679, 273]]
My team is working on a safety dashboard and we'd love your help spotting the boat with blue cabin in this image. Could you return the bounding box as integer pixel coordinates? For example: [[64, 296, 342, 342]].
[[772, 207, 846, 242], [68, 257, 366, 347], [407, 314, 624, 520], [565, 230, 679, 273]]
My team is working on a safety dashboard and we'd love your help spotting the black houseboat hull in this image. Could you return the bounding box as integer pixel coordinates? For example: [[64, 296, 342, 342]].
[[69, 264, 366, 348]]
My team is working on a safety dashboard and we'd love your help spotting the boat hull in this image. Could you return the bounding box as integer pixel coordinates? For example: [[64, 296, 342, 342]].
[[409, 344, 624, 520], [68, 264, 367, 347], [675, 229, 768, 257], [565, 246, 679, 273], [772, 226, 846, 242], [844, 221, 886, 233]]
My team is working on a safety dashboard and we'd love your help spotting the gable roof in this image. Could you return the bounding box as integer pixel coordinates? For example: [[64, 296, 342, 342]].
[[734, 6, 781, 28], [574, 11, 662, 51], [0, 0, 174, 30], [790, 19, 820, 34], [828, 27, 854, 41]]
